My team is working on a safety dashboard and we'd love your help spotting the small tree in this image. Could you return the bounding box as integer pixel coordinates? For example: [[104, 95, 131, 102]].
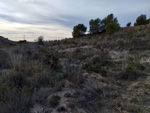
[[106, 23, 120, 35], [72, 24, 87, 38], [101, 13, 118, 30], [134, 14, 148, 26], [89, 18, 102, 34], [37, 36, 44, 45], [126, 22, 131, 27]]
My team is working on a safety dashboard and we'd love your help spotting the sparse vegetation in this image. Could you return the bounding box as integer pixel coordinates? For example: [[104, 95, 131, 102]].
[[0, 15, 150, 113]]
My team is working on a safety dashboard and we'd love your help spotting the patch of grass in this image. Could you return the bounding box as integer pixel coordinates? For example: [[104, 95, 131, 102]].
[[9, 53, 23, 71], [144, 84, 150, 90], [136, 97, 145, 113], [55, 73, 64, 81], [29, 68, 53, 87], [83, 63, 107, 76], [82, 55, 111, 76], [8, 73, 27, 88], [65, 65, 83, 87], [0, 87, 32, 113]]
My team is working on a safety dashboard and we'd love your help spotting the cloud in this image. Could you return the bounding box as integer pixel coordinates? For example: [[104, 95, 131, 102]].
[[0, 0, 150, 41]]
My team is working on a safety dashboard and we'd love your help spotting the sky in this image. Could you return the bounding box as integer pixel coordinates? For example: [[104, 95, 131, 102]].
[[0, 0, 150, 41]]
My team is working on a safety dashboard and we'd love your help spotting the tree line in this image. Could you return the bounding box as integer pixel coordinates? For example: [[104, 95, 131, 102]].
[[72, 14, 150, 38]]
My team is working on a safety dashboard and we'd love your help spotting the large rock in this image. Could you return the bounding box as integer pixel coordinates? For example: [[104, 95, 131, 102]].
[[0, 50, 11, 69]]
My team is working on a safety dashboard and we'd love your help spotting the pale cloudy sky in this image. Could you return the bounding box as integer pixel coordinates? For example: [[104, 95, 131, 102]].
[[0, 0, 149, 41]]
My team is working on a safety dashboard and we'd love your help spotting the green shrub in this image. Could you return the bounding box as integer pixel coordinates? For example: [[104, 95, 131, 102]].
[[82, 55, 111, 76], [18, 40, 27, 44], [134, 14, 148, 26], [92, 56, 111, 66], [106, 23, 120, 35], [120, 53, 146, 80], [43, 53, 59, 70], [83, 63, 107, 76], [126, 22, 131, 27]]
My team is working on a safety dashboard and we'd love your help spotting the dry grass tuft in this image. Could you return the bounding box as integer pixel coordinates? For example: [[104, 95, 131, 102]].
[[9, 53, 23, 71]]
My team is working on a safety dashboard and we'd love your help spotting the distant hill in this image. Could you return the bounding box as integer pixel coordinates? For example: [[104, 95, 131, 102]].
[[0, 36, 15, 47]]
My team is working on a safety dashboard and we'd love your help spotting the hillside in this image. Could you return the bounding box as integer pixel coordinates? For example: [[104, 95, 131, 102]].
[[0, 25, 150, 113], [0, 36, 15, 47]]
